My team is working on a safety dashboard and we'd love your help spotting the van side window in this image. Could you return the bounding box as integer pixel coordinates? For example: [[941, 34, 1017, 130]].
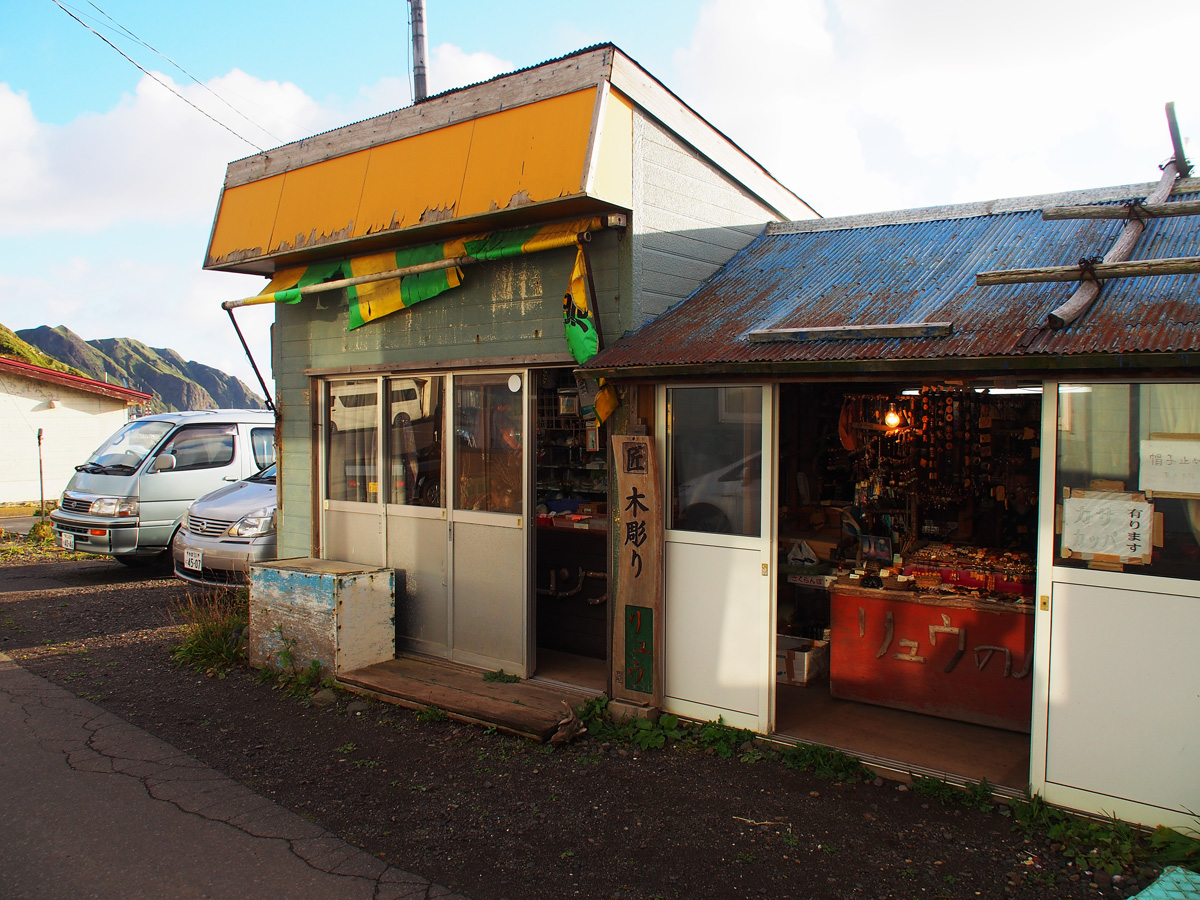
[[251, 427, 276, 469], [157, 425, 237, 471]]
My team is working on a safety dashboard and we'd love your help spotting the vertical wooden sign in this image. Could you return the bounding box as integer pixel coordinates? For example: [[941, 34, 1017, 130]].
[[610, 434, 664, 706]]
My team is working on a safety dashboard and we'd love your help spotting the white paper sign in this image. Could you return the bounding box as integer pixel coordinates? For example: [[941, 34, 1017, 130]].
[[1139, 439, 1200, 497], [1061, 494, 1154, 563]]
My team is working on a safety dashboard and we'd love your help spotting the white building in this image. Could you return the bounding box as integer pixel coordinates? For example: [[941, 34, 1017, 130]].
[[0, 357, 151, 505]]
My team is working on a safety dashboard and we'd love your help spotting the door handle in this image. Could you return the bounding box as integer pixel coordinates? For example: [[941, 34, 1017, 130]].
[[223, 476, 239, 481]]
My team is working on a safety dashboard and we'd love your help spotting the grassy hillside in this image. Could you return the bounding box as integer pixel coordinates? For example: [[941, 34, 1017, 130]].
[[0, 323, 88, 377]]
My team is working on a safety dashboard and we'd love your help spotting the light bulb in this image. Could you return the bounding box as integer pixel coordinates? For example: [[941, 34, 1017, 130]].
[[884, 405, 901, 429]]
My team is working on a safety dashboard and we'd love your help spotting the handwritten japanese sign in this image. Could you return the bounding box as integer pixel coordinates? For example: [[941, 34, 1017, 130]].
[[1139, 439, 1200, 498], [1061, 491, 1154, 564], [611, 434, 663, 705]]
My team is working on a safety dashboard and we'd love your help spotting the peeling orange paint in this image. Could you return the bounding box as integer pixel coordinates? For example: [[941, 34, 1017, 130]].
[[207, 89, 608, 270]]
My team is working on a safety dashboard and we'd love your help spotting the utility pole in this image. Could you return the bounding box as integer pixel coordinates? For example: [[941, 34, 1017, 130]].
[[37, 428, 45, 520], [411, 0, 428, 103]]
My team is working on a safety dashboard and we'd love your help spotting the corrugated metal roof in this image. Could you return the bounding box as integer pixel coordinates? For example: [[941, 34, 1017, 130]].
[[588, 182, 1200, 376]]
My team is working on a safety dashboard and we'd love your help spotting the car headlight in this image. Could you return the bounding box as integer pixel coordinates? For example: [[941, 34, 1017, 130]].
[[227, 507, 277, 538], [89, 497, 139, 517]]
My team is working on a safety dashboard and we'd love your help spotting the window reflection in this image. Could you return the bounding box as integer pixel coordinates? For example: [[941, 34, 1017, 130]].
[[454, 374, 523, 514], [327, 379, 379, 503], [1056, 382, 1200, 580], [387, 376, 444, 506], [669, 386, 762, 536]]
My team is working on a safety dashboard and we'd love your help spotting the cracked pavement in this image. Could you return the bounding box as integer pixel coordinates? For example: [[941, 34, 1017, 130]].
[[0, 653, 471, 900]]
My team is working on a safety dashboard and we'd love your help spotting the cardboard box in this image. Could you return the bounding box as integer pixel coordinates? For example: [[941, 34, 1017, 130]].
[[776, 635, 829, 686]]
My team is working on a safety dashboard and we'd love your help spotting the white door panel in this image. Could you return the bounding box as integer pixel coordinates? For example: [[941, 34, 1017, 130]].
[[387, 510, 449, 656], [665, 541, 765, 717], [1046, 581, 1200, 815], [451, 520, 526, 672]]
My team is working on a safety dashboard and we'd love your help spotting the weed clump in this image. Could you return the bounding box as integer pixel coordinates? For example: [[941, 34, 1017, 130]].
[[1011, 792, 1200, 877], [781, 743, 873, 783], [169, 589, 248, 677]]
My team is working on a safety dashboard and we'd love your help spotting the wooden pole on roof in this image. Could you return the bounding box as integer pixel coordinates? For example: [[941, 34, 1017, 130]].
[[1046, 103, 1190, 328], [977, 255, 1200, 285], [1042, 198, 1200, 220]]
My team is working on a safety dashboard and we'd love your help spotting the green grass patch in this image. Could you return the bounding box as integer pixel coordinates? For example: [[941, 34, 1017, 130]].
[[482, 669, 521, 683], [416, 705, 448, 724], [781, 742, 872, 783]]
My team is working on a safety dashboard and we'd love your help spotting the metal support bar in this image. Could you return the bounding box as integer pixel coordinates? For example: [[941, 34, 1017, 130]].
[[225, 306, 275, 412]]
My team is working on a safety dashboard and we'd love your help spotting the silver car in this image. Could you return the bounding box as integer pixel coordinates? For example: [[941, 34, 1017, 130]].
[[173, 463, 277, 587]]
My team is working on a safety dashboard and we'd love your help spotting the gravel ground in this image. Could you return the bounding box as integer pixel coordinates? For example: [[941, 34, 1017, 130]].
[[0, 544, 1159, 900]]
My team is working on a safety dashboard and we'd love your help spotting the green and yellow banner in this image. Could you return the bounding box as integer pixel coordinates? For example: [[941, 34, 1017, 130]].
[[251, 215, 618, 420]]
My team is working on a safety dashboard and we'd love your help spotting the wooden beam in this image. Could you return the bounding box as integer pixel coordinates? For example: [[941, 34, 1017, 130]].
[[1042, 199, 1200, 220], [976, 255, 1200, 286], [1046, 161, 1180, 328], [747, 322, 953, 343]]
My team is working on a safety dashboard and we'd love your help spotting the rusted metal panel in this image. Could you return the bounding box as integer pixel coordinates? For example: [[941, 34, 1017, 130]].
[[588, 190, 1200, 374]]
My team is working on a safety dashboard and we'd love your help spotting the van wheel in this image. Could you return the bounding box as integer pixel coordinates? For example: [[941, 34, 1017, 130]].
[[158, 530, 181, 573]]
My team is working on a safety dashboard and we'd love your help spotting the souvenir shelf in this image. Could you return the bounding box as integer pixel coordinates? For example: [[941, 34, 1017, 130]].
[[535, 382, 608, 506]]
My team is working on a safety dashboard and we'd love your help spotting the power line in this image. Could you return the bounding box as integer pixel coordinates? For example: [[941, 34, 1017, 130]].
[[78, 0, 289, 146], [48, 0, 265, 152]]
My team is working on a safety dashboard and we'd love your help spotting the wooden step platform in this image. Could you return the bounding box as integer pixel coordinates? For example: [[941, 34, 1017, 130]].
[[338, 656, 597, 741]]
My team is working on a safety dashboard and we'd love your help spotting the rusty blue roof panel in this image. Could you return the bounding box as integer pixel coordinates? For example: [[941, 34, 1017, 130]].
[[589, 183, 1200, 373]]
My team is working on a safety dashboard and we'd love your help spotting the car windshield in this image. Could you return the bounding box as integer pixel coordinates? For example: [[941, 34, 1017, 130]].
[[77, 420, 174, 475], [247, 463, 277, 484]]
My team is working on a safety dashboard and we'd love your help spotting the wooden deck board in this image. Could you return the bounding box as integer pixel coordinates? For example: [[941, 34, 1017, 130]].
[[339, 657, 592, 741]]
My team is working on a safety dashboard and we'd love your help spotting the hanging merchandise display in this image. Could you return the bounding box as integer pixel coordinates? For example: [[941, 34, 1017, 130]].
[[776, 383, 1040, 731]]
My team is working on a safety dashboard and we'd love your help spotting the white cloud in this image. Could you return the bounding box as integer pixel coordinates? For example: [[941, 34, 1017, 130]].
[[0, 67, 415, 390], [673, 0, 1200, 216], [0, 69, 329, 236], [428, 44, 514, 95]]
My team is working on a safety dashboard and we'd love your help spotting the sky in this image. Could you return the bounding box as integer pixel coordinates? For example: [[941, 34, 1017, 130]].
[[2, 0, 1199, 396]]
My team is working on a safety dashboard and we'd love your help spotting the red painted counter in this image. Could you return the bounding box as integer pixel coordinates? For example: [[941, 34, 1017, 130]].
[[829, 587, 1034, 732]]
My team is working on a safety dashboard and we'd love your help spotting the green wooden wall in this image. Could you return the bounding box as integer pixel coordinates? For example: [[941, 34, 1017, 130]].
[[273, 233, 625, 559]]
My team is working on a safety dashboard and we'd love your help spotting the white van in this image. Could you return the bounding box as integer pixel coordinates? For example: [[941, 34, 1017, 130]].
[[51, 409, 275, 567]]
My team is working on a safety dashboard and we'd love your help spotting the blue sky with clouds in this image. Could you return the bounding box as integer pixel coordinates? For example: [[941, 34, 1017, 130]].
[[3, 0, 1198, 392]]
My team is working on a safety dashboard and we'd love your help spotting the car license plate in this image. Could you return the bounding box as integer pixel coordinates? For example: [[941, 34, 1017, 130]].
[[184, 548, 203, 571], [60, 532, 74, 551]]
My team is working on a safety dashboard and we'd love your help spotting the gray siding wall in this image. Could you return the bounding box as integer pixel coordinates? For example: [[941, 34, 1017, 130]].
[[629, 112, 779, 331], [272, 235, 622, 559]]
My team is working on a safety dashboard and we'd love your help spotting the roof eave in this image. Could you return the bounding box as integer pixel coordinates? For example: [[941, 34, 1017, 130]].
[[583, 350, 1200, 382]]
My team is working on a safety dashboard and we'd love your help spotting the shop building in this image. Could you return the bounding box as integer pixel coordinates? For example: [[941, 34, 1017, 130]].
[[584, 178, 1200, 831], [202, 46, 814, 736]]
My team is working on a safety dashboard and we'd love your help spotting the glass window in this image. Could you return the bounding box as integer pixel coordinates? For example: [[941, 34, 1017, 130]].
[[1056, 382, 1200, 580], [454, 374, 523, 514], [251, 427, 276, 469], [669, 386, 763, 536], [79, 419, 173, 473], [386, 375, 444, 506], [156, 425, 236, 471], [327, 379, 380, 503]]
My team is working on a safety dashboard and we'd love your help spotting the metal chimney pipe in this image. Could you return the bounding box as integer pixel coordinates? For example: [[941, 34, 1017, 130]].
[[411, 0, 428, 102]]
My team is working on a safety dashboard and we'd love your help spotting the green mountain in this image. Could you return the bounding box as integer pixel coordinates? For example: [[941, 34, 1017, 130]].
[[0, 323, 88, 378], [12, 325, 266, 413]]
